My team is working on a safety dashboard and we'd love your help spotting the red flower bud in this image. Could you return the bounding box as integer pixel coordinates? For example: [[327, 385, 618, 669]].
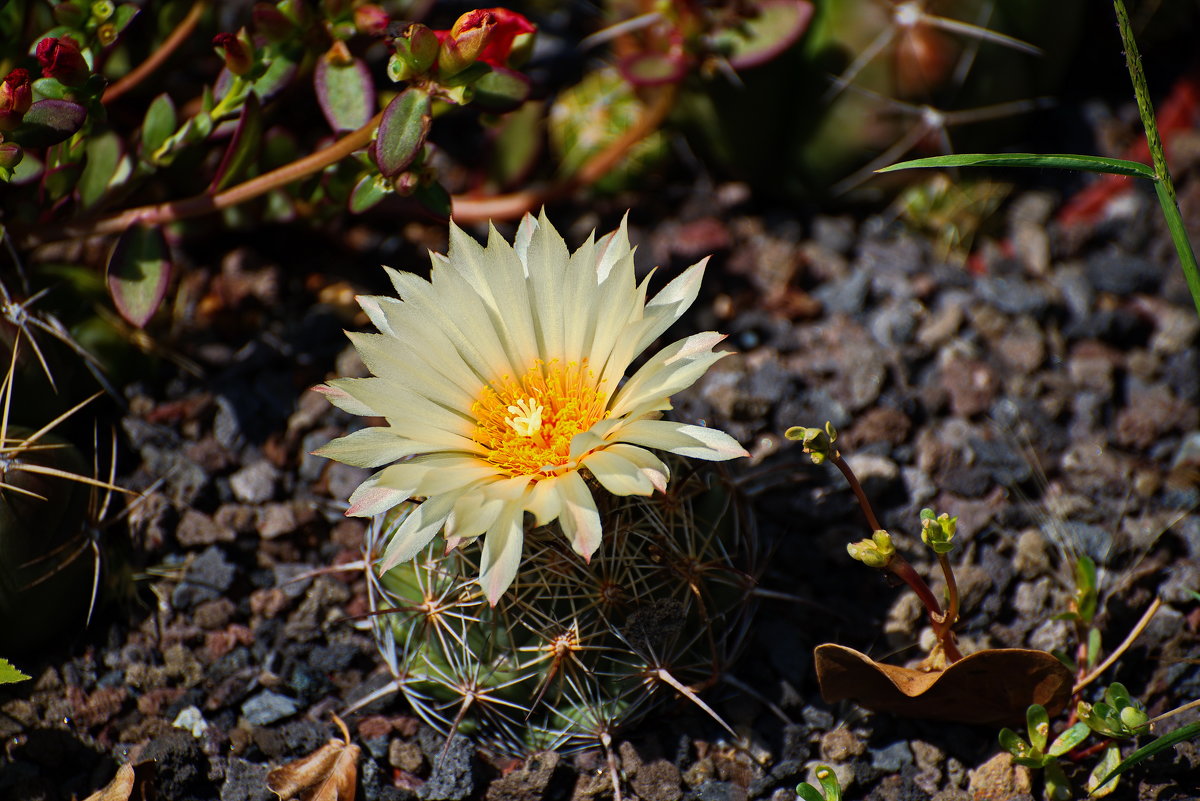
[[354, 4, 390, 37], [36, 36, 90, 86], [0, 69, 33, 132], [213, 31, 254, 76], [475, 8, 535, 68], [436, 8, 535, 74], [0, 142, 23, 171]]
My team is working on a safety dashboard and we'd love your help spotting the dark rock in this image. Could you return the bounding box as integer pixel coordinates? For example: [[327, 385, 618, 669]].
[[1086, 251, 1162, 295], [241, 691, 298, 726], [142, 730, 212, 801], [870, 741, 914, 774], [486, 752, 569, 801], [977, 276, 1049, 316], [686, 780, 745, 801], [631, 759, 684, 801], [417, 731, 477, 801], [220, 758, 273, 801], [172, 546, 237, 608]]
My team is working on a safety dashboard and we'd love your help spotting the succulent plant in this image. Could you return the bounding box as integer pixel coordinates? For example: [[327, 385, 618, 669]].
[[362, 455, 758, 756]]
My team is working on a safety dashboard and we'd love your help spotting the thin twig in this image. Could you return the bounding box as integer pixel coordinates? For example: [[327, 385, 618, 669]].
[[1073, 597, 1162, 694], [1147, 698, 1200, 728], [103, 2, 209, 105], [23, 110, 383, 246]]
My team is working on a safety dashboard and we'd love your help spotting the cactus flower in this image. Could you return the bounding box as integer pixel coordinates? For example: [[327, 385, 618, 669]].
[[315, 212, 746, 603]]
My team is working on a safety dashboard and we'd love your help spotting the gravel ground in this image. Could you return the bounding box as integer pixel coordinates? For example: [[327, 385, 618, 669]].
[[2, 175, 1199, 801]]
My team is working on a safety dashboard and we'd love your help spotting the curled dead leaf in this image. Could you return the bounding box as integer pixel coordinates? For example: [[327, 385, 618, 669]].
[[267, 714, 360, 801], [82, 761, 155, 801], [814, 644, 1073, 727]]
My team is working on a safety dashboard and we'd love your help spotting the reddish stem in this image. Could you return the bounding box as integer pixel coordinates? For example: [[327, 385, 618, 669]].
[[830, 453, 882, 533], [103, 2, 209, 105]]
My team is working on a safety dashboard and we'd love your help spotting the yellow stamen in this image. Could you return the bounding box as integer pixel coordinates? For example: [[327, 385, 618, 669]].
[[473, 360, 608, 479]]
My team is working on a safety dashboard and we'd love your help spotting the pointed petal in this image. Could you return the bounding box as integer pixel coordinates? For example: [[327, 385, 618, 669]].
[[608, 332, 729, 419], [478, 502, 525, 605], [379, 492, 458, 572], [556, 470, 602, 559], [587, 443, 669, 494], [313, 382, 376, 416], [526, 476, 563, 526], [313, 426, 426, 467], [582, 448, 654, 496], [613, 419, 748, 461]]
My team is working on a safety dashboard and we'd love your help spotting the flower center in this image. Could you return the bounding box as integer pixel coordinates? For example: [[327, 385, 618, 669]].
[[472, 360, 608, 479]]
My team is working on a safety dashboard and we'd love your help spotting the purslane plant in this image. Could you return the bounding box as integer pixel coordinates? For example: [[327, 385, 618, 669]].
[[315, 212, 747, 603]]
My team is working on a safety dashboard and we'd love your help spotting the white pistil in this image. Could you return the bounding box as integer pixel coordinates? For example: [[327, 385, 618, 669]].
[[505, 398, 544, 438]]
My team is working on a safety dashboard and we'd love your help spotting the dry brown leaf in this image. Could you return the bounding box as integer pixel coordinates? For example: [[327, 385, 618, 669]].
[[82, 762, 155, 801], [267, 715, 360, 801], [814, 644, 1074, 727]]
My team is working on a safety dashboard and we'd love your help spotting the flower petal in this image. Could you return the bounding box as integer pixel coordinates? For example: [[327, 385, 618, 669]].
[[312, 382, 376, 416], [590, 443, 669, 493], [582, 446, 656, 496], [478, 501, 525, 605], [526, 476, 563, 526], [556, 470, 602, 559], [613, 419, 748, 461], [313, 426, 427, 467], [379, 492, 459, 572], [608, 332, 730, 419], [635, 258, 708, 352], [346, 471, 408, 517]]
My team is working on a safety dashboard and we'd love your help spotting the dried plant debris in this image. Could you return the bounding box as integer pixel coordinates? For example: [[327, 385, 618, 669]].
[[814, 643, 1074, 727], [267, 715, 361, 801]]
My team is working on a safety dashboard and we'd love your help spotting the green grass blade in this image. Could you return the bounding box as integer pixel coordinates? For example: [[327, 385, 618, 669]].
[[1154, 180, 1200, 318], [1090, 721, 1200, 793], [876, 153, 1156, 179]]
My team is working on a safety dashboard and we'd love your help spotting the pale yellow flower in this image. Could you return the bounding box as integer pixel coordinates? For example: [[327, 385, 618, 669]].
[[315, 211, 746, 603]]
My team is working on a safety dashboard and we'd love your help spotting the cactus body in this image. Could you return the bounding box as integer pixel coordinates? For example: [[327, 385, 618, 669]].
[[365, 457, 757, 755]]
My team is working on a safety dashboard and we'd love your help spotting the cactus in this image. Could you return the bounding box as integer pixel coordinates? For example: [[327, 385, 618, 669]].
[[362, 456, 758, 756]]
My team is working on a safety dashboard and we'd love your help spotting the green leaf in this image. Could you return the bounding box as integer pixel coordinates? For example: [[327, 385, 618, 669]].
[[1087, 744, 1122, 798], [78, 131, 122, 208], [0, 657, 30, 684], [814, 766, 842, 801], [209, 93, 263, 192], [1051, 648, 1076, 671], [1087, 627, 1102, 670], [315, 56, 375, 133], [795, 784, 827, 801], [374, 87, 431, 178], [1028, 704, 1050, 752], [348, 172, 391, 214], [472, 67, 530, 113], [721, 0, 814, 70], [1044, 760, 1073, 801], [112, 3, 139, 34], [141, 93, 176, 160], [998, 728, 1030, 757], [106, 224, 172, 328], [877, 153, 1157, 180], [1090, 721, 1200, 793], [1048, 722, 1090, 757], [10, 99, 87, 147]]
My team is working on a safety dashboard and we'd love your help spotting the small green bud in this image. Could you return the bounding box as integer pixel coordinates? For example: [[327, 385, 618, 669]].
[[1119, 705, 1148, 732], [919, 508, 957, 554], [390, 23, 439, 81], [847, 529, 895, 568], [91, 0, 115, 21], [784, 421, 838, 465]]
